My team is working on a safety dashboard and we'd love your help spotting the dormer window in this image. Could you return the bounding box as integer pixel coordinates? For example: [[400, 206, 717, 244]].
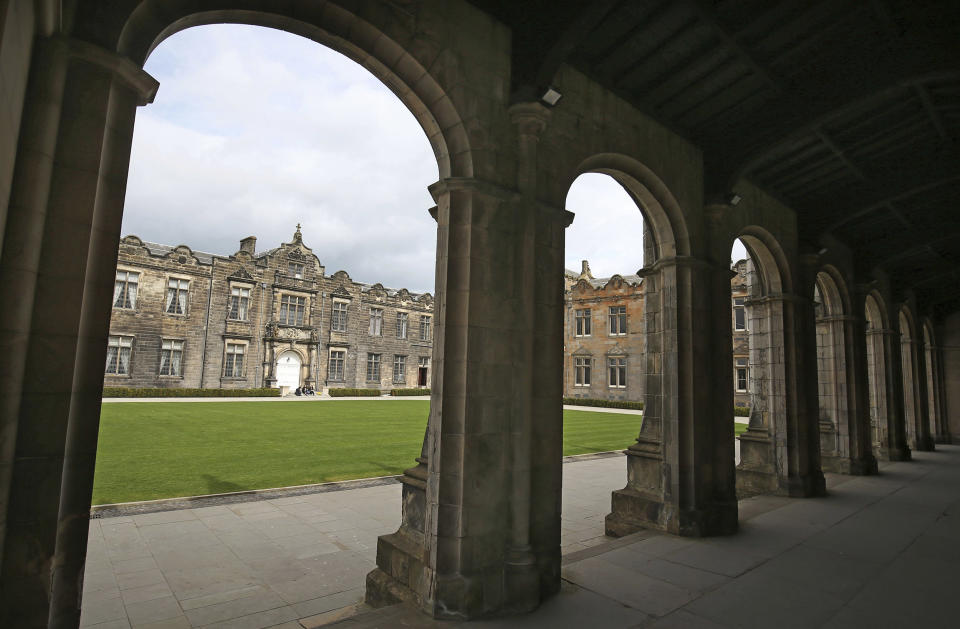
[[289, 262, 305, 279]]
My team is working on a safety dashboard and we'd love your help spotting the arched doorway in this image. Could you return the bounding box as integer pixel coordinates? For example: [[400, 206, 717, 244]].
[[275, 350, 303, 390]]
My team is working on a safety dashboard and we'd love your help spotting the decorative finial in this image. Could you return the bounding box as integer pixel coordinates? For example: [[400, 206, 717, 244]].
[[580, 260, 594, 280], [294, 223, 302, 241]]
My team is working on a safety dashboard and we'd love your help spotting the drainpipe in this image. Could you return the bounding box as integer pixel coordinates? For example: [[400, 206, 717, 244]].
[[199, 271, 214, 387], [256, 281, 266, 386]]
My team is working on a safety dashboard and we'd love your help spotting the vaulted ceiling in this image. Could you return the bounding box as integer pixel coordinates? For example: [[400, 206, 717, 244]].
[[468, 0, 960, 315]]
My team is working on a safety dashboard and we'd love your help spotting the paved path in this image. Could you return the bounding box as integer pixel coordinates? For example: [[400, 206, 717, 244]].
[[83, 447, 960, 628], [80, 455, 626, 628]]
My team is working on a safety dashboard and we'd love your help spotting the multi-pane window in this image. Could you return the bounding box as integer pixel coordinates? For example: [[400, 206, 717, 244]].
[[419, 315, 432, 341], [288, 262, 304, 278], [574, 357, 591, 386], [328, 349, 345, 381], [105, 335, 133, 375], [228, 286, 250, 321], [608, 356, 626, 388], [369, 307, 383, 336], [224, 343, 245, 377], [393, 355, 407, 383], [279, 294, 306, 326], [736, 358, 748, 391], [332, 301, 348, 332], [159, 339, 184, 376], [366, 353, 381, 381], [575, 308, 591, 336], [397, 312, 408, 339], [608, 306, 627, 335], [166, 278, 189, 315], [733, 298, 746, 331], [113, 271, 139, 309]]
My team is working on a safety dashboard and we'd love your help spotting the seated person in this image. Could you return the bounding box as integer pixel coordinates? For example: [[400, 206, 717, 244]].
[[295, 387, 302, 396]]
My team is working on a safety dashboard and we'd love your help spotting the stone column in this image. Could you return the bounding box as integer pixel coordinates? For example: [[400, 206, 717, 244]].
[[933, 344, 952, 443], [883, 324, 912, 461], [606, 251, 737, 537], [912, 335, 935, 451], [0, 36, 157, 628], [367, 171, 549, 618], [842, 291, 879, 474]]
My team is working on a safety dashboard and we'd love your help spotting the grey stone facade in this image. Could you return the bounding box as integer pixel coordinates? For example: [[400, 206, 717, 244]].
[[105, 226, 433, 392]]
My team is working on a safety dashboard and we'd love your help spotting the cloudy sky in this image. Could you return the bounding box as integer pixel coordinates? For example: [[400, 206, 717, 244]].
[[123, 25, 744, 293]]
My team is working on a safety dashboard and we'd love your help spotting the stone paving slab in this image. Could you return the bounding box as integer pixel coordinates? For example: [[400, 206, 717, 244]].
[[83, 447, 960, 628]]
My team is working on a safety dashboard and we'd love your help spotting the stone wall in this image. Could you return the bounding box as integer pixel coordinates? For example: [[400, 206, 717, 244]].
[[105, 228, 433, 392]]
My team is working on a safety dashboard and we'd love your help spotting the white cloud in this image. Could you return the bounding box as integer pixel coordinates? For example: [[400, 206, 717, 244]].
[[124, 25, 744, 295]]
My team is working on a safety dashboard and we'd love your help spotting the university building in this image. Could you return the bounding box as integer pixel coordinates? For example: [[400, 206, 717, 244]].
[[563, 259, 753, 405], [105, 226, 434, 392]]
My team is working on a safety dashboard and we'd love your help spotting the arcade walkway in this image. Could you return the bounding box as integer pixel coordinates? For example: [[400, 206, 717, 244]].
[[80, 447, 959, 628]]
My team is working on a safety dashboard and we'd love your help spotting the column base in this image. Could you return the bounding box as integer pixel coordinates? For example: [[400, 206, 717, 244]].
[[935, 434, 953, 444], [887, 445, 912, 461], [504, 548, 540, 614], [915, 436, 936, 452], [605, 487, 738, 537], [736, 430, 778, 495], [822, 454, 879, 476], [782, 471, 827, 497]]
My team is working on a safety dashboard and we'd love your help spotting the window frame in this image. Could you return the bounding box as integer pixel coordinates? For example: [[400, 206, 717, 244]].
[[574, 356, 591, 386], [366, 352, 381, 382], [165, 277, 190, 316], [396, 311, 408, 339], [288, 262, 305, 279], [113, 270, 139, 310], [279, 293, 307, 326], [735, 357, 748, 392], [328, 348, 346, 381], [608, 305, 627, 336], [733, 297, 746, 331], [575, 308, 592, 337], [331, 299, 349, 333], [223, 341, 247, 378], [393, 354, 407, 384], [105, 335, 134, 375], [369, 307, 383, 336], [419, 315, 432, 341], [228, 284, 251, 321], [159, 338, 184, 377], [607, 356, 626, 388]]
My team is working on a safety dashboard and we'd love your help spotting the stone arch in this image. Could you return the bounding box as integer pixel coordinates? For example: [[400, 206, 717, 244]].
[[814, 269, 851, 470], [571, 153, 691, 260], [93, 0, 474, 180], [731, 228, 794, 494]]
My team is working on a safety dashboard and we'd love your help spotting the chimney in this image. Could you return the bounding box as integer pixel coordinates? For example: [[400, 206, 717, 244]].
[[239, 236, 257, 254], [580, 260, 594, 279]]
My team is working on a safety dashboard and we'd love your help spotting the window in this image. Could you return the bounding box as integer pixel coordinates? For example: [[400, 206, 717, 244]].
[[159, 339, 184, 376], [418, 357, 430, 386], [224, 343, 245, 377], [288, 262, 304, 278], [734, 297, 745, 331], [113, 271, 138, 309], [736, 358, 748, 392], [369, 307, 383, 336], [397, 312, 408, 339], [608, 306, 626, 335], [608, 356, 626, 388], [393, 355, 407, 383], [166, 278, 189, 315], [279, 294, 306, 326], [105, 335, 133, 375], [228, 286, 250, 321], [328, 349, 345, 381], [575, 309, 591, 336], [574, 356, 591, 386], [332, 300, 348, 332], [366, 353, 381, 381], [419, 315, 432, 341]]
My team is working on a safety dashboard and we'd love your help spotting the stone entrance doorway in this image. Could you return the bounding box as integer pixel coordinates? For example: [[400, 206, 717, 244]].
[[276, 351, 302, 390], [418, 357, 429, 387]]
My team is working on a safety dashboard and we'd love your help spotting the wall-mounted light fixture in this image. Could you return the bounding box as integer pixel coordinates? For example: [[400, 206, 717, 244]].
[[726, 192, 742, 206], [541, 87, 562, 106]]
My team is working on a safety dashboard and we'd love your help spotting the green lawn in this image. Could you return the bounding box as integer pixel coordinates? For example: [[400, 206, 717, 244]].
[[93, 401, 645, 504]]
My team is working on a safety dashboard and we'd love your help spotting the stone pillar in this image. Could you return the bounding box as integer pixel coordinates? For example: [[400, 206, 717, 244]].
[[933, 345, 952, 443], [0, 36, 157, 628], [787, 257, 827, 496], [606, 251, 737, 537], [883, 324, 912, 461], [842, 292, 879, 474], [911, 335, 935, 451]]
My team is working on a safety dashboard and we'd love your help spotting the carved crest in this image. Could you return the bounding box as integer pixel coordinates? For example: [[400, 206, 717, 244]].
[[331, 285, 351, 299], [228, 266, 254, 281], [287, 248, 307, 261]]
